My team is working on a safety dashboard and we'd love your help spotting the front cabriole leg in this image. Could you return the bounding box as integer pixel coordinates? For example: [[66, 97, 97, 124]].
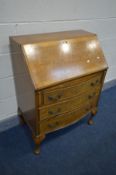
[[88, 107, 98, 125], [32, 134, 45, 155]]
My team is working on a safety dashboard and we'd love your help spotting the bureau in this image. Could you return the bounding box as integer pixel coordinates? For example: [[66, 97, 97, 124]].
[[10, 30, 108, 154]]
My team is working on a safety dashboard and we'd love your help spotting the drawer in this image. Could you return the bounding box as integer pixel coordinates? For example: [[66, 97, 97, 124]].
[[39, 72, 103, 105], [39, 89, 99, 120], [40, 103, 92, 133]]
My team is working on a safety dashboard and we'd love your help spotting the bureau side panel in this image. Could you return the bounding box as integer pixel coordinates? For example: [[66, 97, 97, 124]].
[[95, 69, 108, 107], [10, 39, 39, 135]]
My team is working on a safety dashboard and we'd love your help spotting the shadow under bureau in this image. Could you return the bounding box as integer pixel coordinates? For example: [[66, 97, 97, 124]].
[[10, 30, 108, 154]]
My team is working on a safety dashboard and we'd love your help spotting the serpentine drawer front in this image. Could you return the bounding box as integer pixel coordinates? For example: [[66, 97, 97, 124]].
[[40, 104, 92, 133], [39, 89, 99, 120], [39, 72, 103, 106], [10, 30, 108, 155]]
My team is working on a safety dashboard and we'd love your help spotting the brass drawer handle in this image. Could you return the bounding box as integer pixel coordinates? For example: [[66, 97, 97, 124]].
[[88, 92, 96, 99], [85, 105, 93, 111], [48, 108, 61, 116], [90, 82, 95, 87], [96, 79, 99, 83], [90, 79, 99, 87], [48, 121, 59, 128], [85, 107, 90, 111], [48, 94, 62, 101]]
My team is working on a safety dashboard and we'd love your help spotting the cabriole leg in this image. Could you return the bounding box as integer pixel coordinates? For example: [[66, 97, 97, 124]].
[[88, 107, 98, 125], [32, 134, 45, 155]]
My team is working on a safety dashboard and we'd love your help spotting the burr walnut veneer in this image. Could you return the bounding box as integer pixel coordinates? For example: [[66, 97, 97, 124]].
[[10, 30, 108, 154]]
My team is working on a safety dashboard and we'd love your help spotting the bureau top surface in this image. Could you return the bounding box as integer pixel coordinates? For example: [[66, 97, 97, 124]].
[[11, 30, 95, 44], [11, 30, 108, 90]]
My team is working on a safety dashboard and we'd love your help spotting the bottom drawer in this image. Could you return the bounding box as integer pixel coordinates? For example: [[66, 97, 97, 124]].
[[40, 103, 93, 134]]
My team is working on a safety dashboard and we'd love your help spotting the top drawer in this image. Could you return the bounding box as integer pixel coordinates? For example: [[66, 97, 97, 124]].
[[37, 72, 103, 106]]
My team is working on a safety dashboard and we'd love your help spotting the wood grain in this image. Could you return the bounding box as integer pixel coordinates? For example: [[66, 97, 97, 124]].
[[11, 30, 108, 90], [40, 103, 94, 134], [41, 72, 103, 105], [39, 89, 100, 120], [10, 30, 108, 154]]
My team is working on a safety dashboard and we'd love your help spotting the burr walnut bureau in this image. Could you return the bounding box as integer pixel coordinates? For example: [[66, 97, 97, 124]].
[[10, 30, 108, 154]]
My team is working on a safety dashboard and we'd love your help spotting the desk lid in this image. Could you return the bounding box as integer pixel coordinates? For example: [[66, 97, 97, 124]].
[[11, 30, 108, 90]]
